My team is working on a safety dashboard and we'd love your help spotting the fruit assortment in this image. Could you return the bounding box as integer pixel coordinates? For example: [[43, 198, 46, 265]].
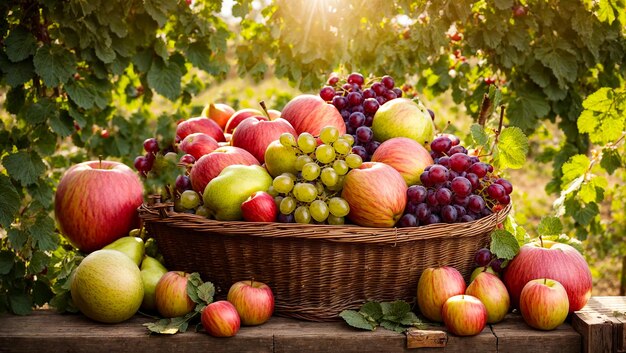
[[54, 72, 594, 339]]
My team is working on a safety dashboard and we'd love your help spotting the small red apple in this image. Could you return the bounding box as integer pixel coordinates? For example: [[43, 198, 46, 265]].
[[230, 117, 297, 163], [370, 137, 434, 185], [54, 160, 143, 253], [227, 280, 274, 325], [155, 271, 195, 318], [341, 162, 407, 227], [416, 266, 467, 322], [442, 295, 488, 336], [189, 146, 259, 194], [519, 278, 569, 330], [179, 133, 219, 160], [240, 192, 278, 223], [201, 301, 241, 337], [224, 108, 265, 134], [176, 117, 225, 142], [267, 109, 281, 120], [280, 94, 346, 137]]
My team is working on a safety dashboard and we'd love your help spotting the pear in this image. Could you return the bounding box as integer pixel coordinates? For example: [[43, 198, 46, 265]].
[[140, 255, 168, 311], [103, 236, 145, 266]]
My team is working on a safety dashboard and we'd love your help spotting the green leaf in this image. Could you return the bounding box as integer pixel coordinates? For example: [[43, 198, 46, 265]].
[[2, 151, 46, 186], [494, 127, 529, 169], [573, 202, 599, 226], [380, 320, 404, 333], [0, 54, 34, 87], [95, 42, 117, 64], [5, 27, 37, 62], [0, 251, 15, 275], [32, 280, 54, 306], [0, 175, 20, 228], [490, 229, 520, 260], [381, 300, 411, 322], [494, 0, 514, 10], [535, 42, 578, 88], [7, 229, 28, 250], [144, 311, 199, 335], [597, 0, 616, 23], [470, 124, 489, 147], [147, 59, 182, 101], [23, 99, 58, 124], [65, 80, 96, 109], [186, 272, 203, 304], [507, 89, 550, 131], [197, 282, 215, 304], [186, 42, 213, 72], [29, 214, 59, 251], [399, 311, 422, 326], [28, 251, 49, 275], [537, 216, 563, 236], [561, 154, 590, 186], [9, 293, 32, 316], [359, 301, 383, 322], [33, 45, 77, 87], [582, 87, 612, 112], [339, 310, 377, 331], [49, 111, 75, 138], [600, 148, 622, 175]]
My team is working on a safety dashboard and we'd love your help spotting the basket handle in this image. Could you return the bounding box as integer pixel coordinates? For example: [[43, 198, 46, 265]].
[[146, 194, 174, 219]]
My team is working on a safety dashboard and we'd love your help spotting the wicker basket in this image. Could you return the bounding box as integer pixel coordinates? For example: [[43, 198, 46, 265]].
[[139, 201, 510, 321]]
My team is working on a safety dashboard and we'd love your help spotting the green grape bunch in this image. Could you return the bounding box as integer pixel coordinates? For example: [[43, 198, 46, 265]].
[[269, 126, 363, 225]]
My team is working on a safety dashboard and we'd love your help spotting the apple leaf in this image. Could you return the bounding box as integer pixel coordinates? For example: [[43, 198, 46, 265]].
[[186, 272, 204, 304], [341, 300, 425, 333], [490, 229, 520, 260], [359, 301, 383, 322], [197, 282, 215, 305]]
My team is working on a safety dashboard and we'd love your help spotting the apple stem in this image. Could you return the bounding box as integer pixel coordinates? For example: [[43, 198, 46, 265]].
[[259, 101, 271, 119], [544, 278, 547, 285], [539, 235, 544, 248], [250, 278, 255, 287], [98, 155, 102, 169]]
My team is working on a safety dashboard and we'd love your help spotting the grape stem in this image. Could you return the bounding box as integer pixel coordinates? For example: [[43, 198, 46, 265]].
[[494, 106, 505, 144]]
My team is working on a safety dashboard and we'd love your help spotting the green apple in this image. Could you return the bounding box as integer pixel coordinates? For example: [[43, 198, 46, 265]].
[[470, 265, 498, 281], [264, 140, 298, 177], [371, 98, 435, 145], [203, 165, 273, 221], [103, 236, 145, 266], [71, 249, 144, 323], [140, 255, 168, 312]]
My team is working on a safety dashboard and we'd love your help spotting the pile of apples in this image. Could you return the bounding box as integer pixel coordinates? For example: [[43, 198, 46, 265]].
[[417, 239, 592, 336]]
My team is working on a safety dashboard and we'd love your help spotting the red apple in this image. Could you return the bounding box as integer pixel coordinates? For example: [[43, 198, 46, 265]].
[[203, 103, 235, 129], [241, 192, 278, 223], [227, 280, 274, 325], [201, 301, 241, 337], [267, 109, 281, 120], [176, 117, 225, 142], [179, 133, 219, 160], [341, 162, 407, 227], [442, 295, 488, 336], [466, 272, 510, 324], [519, 278, 569, 330], [54, 160, 143, 253], [155, 271, 195, 318], [280, 94, 346, 137], [230, 117, 297, 163], [503, 240, 592, 312], [224, 108, 265, 134], [189, 146, 259, 194], [370, 137, 434, 185], [416, 266, 467, 322]]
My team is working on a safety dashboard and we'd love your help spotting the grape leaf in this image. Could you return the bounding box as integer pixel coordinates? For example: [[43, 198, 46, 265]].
[[381, 300, 411, 322], [359, 301, 383, 322], [561, 154, 590, 186], [23, 99, 57, 124], [33, 45, 76, 87], [28, 251, 49, 275], [0, 54, 34, 88], [9, 293, 32, 316], [537, 216, 563, 236], [535, 42, 578, 88], [65, 80, 96, 109], [0, 175, 20, 229], [339, 310, 377, 331], [7, 229, 28, 250], [49, 111, 75, 138], [600, 148, 622, 175], [597, 0, 617, 23], [186, 42, 213, 72], [470, 124, 489, 148], [29, 214, 59, 251], [490, 229, 520, 260], [572, 202, 599, 226], [5, 27, 37, 62], [2, 151, 46, 186], [0, 251, 15, 275], [493, 127, 529, 169], [582, 87, 612, 112], [147, 59, 182, 101]]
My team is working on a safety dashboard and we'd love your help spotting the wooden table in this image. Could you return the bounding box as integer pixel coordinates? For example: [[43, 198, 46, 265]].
[[0, 309, 582, 353]]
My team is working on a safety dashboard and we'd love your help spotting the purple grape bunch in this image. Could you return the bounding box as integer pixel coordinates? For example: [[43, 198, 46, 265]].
[[319, 72, 403, 162], [397, 134, 513, 227]]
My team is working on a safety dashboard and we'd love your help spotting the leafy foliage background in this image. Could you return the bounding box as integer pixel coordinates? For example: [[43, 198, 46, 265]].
[[0, 0, 625, 313]]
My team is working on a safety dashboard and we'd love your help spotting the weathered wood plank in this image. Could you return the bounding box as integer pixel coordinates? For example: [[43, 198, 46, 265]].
[[406, 328, 447, 348], [572, 296, 626, 353], [492, 313, 581, 353]]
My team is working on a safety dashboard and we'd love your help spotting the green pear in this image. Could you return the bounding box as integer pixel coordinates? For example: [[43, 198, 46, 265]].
[[372, 98, 435, 145], [203, 164, 273, 221], [140, 255, 168, 311], [103, 236, 145, 266]]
